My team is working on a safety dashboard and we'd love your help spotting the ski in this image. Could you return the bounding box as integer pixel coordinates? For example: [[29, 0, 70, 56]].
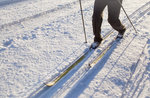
[[89, 35, 122, 67], [45, 31, 114, 87], [45, 48, 91, 87]]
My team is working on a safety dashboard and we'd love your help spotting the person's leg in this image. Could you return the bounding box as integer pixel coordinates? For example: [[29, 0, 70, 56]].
[[108, 0, 126, 34], [92, 0, 108, 42]]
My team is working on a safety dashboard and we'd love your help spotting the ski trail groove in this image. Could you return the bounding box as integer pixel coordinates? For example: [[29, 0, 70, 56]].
[[120, 42, 147, 98], [0, 0, 29, 6], [0, 0, 89, 29], [29, 1, 150, 98], [50, 2, 150, 98]]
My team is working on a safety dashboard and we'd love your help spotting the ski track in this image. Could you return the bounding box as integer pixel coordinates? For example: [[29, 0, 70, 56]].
[[38, 1, 150, 98], [0, 0, 80, 29], [0, 0, 93, 29], [121, 16, 150, 98], [65, 19, 150, 98], [0, 0, 150, 97]]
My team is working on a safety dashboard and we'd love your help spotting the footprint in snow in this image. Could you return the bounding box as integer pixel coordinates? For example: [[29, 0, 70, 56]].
[[22, 34, 36, 40], [0, 39, 13, 52], [0, 48, 6, 52], [3, 39, 13, 47]]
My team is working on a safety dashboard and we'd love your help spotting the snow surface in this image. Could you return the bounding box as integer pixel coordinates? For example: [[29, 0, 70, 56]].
[[0, 0, 150, 98]]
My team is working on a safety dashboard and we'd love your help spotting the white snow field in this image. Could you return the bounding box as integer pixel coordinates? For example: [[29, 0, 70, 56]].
[[0, 0, 150, 98]]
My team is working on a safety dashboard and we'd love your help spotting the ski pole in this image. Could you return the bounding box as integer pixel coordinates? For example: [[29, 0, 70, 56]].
[[79, 0, 88, 43]]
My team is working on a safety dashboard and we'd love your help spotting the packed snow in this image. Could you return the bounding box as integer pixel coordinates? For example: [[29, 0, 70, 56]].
[[0, 0, 150, 98]]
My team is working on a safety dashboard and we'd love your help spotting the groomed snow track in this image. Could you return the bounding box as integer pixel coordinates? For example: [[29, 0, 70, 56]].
[[29, 1, 150, 98]]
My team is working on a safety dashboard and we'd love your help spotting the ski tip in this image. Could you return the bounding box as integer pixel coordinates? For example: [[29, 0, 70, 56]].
[[45, 82, 55, 87]]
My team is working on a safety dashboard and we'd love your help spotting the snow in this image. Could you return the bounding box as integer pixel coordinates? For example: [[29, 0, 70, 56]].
[[0, 0, 150, 98]]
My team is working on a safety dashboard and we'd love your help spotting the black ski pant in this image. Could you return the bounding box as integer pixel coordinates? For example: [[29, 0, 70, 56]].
[[92, 0, 125, 42]]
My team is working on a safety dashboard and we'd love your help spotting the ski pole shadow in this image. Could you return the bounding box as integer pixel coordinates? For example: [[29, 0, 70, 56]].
[[121, 40, 150, 98], [90, 34, 138, 97]]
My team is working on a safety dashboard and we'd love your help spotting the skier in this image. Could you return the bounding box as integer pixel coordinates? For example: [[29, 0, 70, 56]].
[[91, 0, 126, 49]]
